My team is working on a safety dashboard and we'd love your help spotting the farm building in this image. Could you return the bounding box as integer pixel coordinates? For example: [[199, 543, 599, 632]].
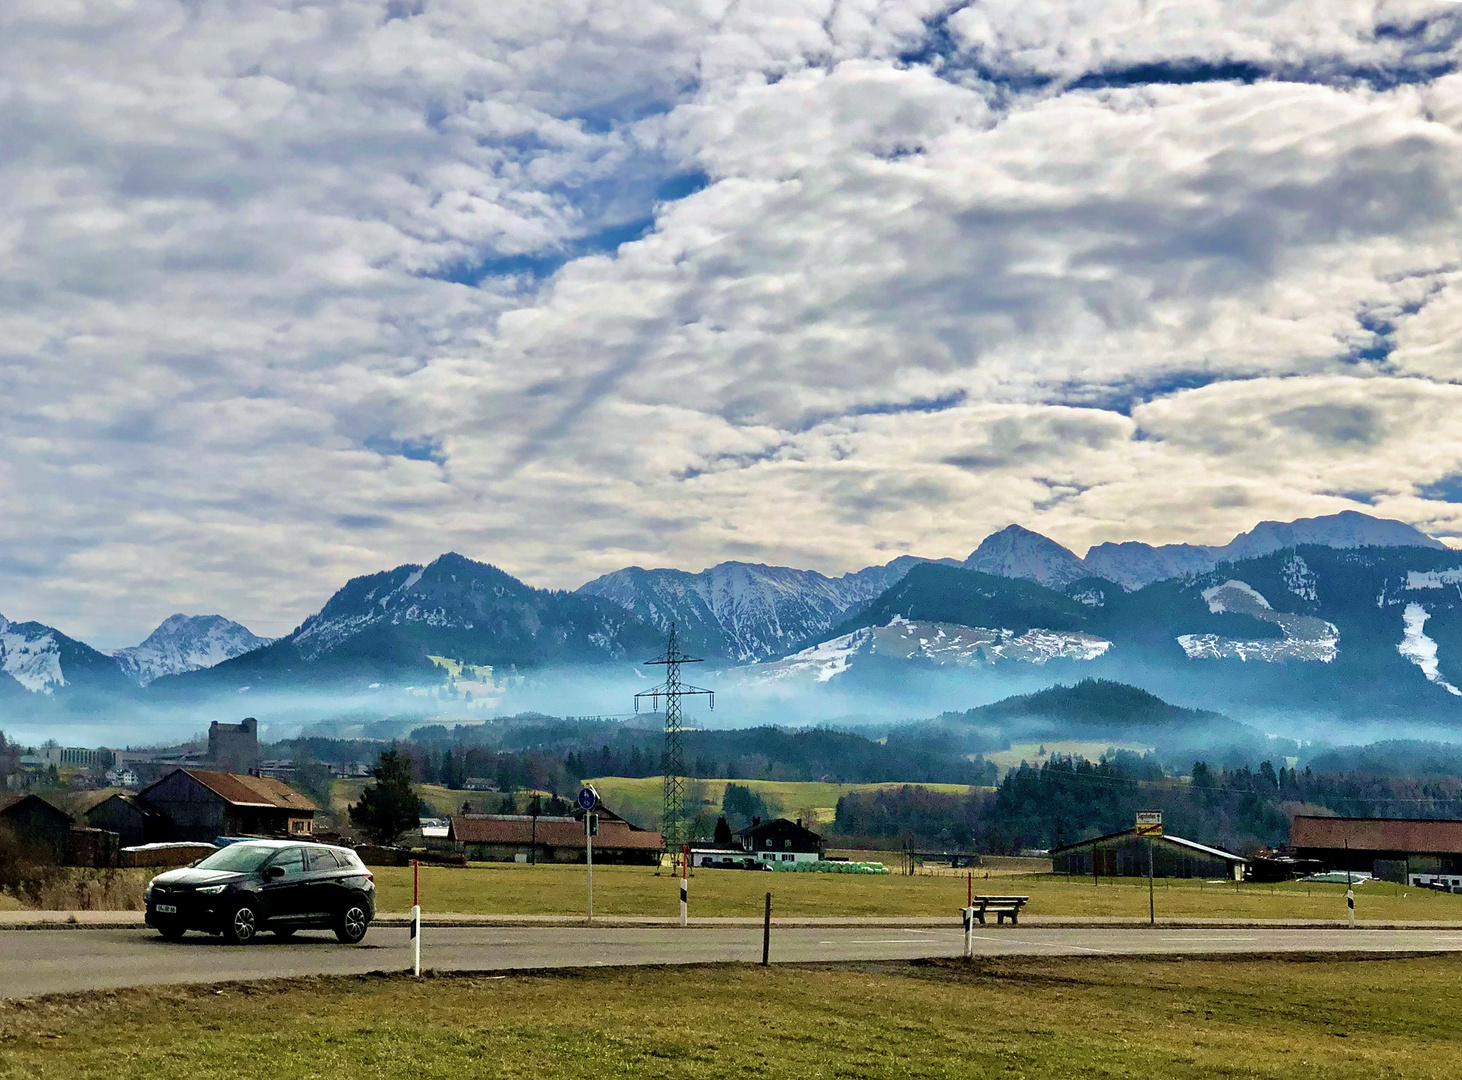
[[737, 818, 824, 866], [1290, 816, 1462, 882], [690, 844, 759, 869], [1051, 828, 1247, 880], [449, 809, 662, 864], [135, 768, 316, 842], [84, 792, 168, 848], [0, 794, 73, 862]]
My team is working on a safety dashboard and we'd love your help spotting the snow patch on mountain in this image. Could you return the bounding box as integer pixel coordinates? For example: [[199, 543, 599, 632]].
[[1407, 569, 1462, 592], [1202, 580, 1272, 614], [0, 614, 64, 693], [112, 614, 272, 685], [1398, 603, 1462, 696], [1179, 580, 1338, 663], [1283, 554, 1318, 602], [744, 617, 1111, 684]]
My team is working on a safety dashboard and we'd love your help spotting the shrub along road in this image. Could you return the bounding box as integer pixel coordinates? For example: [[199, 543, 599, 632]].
[[7, 923, 1462, 999]]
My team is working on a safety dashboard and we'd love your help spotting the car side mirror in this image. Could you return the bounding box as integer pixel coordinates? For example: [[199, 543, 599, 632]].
[[266, 865, 286, 879]]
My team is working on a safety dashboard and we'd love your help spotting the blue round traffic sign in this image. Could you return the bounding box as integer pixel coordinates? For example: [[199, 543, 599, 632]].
[[577, 786, 597, 810]]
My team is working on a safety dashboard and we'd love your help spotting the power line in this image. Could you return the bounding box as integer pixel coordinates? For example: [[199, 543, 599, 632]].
[[633, 623, 714, 853]]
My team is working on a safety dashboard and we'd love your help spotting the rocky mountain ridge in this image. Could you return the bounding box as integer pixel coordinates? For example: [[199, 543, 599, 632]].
[[112, 614, 272, 686]]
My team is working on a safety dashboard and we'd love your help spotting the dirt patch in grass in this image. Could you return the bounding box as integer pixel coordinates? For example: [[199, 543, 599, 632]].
[[2, 955, 1460, 1078]]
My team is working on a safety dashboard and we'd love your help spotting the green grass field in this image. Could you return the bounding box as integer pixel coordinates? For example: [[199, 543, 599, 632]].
[[331, 780, 466, 818], [374, 861, 1462, 921], [330, 776, 986, 828], [3, 956, 1460, 1078], [584, 775, 986, 828]]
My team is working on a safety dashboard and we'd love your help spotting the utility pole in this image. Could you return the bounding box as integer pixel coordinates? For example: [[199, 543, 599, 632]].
[[1148, 837, 1155, 927], [634, 622, 713, 855]]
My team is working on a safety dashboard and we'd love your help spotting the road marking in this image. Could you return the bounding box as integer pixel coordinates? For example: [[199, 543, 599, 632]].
[[969, 935, 1105, 953], [1161, 936, 1258, 942], [820, 939, 948, 945]]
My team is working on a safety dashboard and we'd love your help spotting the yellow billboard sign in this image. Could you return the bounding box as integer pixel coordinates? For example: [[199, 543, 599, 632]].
[[1135, 810, 1163, 837]]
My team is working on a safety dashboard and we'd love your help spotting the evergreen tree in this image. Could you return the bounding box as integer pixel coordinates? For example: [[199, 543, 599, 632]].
[[722, 783, 770, 830], [349, 747, 420, 845], [713, 815, 733, 845], [292, 761, 335, 813]]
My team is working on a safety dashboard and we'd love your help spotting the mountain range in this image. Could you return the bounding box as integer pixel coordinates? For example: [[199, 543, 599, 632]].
[[747, 544, 1462, 721], [1, 511, 1457, 728], [157, 553, 663, 692]]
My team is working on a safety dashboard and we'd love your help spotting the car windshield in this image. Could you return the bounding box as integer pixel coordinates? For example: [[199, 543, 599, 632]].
[[193, 845, 276, 873]]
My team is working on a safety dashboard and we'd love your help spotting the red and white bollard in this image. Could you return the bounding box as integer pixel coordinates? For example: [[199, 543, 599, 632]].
[[411, 859, 421, 976], [680, 844, 689, 927]]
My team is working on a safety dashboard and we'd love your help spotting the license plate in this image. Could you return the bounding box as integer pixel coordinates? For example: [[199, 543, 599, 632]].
[[155, 904, 177, 914]]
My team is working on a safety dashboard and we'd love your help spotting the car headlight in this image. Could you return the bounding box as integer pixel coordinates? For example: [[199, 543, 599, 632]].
[[145, 882, 154, 902], [196, 884, 227, 895]]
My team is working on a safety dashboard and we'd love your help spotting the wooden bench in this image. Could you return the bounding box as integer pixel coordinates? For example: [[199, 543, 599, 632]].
[[970, 895, 1029, 925]]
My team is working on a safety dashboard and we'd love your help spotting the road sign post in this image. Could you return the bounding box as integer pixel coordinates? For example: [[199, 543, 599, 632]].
[[1135, 811, 1162, 927], [579, 786, 598, 924]]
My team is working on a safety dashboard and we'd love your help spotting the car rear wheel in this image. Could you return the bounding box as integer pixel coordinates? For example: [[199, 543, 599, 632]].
[[156, 921, 187, 941], [335, 902, 370, 944], [223, 903, 259, 945]]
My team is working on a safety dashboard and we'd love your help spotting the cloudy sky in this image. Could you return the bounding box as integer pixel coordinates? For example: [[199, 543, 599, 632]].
[[4, 0, 1462, 648]]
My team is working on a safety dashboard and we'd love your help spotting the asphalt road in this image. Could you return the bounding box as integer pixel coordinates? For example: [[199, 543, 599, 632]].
[[7, 924, 1462, 999]]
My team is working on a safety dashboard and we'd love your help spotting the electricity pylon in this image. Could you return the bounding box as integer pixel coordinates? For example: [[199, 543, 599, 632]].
[[634, 622, 713, 853]]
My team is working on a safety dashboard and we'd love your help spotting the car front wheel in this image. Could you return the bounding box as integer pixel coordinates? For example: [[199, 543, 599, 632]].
[[335, 902, 370, 944], [223, 903, 259, 945]]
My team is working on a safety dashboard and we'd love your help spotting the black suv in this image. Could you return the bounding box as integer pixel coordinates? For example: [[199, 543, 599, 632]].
[[145, 840, 375, 944]]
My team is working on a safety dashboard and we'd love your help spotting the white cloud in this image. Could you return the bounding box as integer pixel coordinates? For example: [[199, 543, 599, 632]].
[[1, 0, 1461, 647]]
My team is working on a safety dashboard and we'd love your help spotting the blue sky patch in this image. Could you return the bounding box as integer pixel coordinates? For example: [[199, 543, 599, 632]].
[[364, 436, 445, 465]]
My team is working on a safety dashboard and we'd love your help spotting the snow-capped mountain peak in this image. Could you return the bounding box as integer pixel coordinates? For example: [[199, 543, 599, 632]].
[[962, 525, 1089, 588], [112, 614, 272, 685], [1083, 511, 1444, 590], [0, 611, 66, 693], [1223, 510, 1445, 561]]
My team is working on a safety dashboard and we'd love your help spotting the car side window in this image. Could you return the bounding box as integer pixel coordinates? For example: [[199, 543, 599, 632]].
[[269, 847, 306, 879], [306, 849, 341, 871]]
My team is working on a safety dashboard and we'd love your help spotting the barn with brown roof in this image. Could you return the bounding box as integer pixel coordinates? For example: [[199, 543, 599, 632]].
[[0, 794, 73, 862], [449, 810, 661, 865], [136, 768, 317, 843], [1290, 815, 1462, 881]]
